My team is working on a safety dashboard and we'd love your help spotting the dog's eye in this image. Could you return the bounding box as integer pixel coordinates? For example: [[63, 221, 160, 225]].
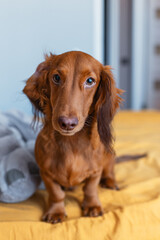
[[84, 78, 96, 88], [53, 74, 61, 84]]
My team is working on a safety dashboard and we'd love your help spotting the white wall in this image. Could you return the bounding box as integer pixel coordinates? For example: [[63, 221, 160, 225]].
[[107, 0, 120, 86], [131, 0, 149, 110], [0, 0, 103, 114]]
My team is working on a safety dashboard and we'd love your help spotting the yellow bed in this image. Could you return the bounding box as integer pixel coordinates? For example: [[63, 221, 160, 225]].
[[1, 111, 160, 240]]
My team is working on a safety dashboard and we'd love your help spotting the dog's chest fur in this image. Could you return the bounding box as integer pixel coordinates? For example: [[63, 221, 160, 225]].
[[51, 132, 103, 187]]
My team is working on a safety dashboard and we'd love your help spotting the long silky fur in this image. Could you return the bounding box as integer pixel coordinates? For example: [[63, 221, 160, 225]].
[[96, 67, 123, 153], [23, 54, 54, 128]]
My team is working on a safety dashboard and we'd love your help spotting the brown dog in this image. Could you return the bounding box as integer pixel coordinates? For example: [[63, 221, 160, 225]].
[[23, 51, 123, 223]]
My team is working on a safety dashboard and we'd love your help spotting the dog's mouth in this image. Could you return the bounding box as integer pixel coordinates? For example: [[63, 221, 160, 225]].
[[53, 122, 85, 137], [57, 124, 84, 136], [58, 129, 77, 136]]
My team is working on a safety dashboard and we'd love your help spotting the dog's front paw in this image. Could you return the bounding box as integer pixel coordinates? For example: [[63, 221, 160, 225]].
[[82, 205, 103, 217], [42, 212, 67, 224]]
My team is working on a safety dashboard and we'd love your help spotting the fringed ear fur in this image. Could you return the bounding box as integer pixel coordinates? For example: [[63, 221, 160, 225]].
[[95, 66, 123, 153], [23, 55, 53, 123]]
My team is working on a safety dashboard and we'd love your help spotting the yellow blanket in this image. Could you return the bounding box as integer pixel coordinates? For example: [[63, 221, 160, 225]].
[[0, 111, 160, 240]]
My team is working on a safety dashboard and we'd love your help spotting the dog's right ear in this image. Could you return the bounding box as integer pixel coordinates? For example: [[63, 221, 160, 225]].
[[23, 55, 53, 117]]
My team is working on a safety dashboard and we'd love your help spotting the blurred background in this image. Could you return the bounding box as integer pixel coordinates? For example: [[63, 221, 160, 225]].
[[0, 0, 160, 113]]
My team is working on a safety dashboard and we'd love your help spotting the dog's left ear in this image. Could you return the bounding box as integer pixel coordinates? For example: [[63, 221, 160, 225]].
[[23, 54, 55, 122], [95, 66, 123, 152]]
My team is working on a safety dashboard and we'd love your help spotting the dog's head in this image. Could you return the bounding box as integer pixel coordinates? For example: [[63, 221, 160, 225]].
[[23, 51, 123, 151]]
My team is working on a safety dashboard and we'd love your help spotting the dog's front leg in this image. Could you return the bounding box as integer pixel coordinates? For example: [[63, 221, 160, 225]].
[[41, 171, 66, 224], [82, 172, 103, 217]]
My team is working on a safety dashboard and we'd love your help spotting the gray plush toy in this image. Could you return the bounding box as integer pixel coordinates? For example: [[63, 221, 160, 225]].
[[0, 111, 41, 203]]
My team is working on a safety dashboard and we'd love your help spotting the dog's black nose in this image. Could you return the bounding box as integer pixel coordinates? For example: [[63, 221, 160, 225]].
[[58, 116, 78, 131]]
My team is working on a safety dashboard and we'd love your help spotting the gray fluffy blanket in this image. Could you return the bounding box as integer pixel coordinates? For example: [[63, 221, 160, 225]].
[[0, 111, 42, 203]]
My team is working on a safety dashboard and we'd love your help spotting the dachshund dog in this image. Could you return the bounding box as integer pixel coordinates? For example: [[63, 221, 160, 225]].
[[23, 51, 123, 224]]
